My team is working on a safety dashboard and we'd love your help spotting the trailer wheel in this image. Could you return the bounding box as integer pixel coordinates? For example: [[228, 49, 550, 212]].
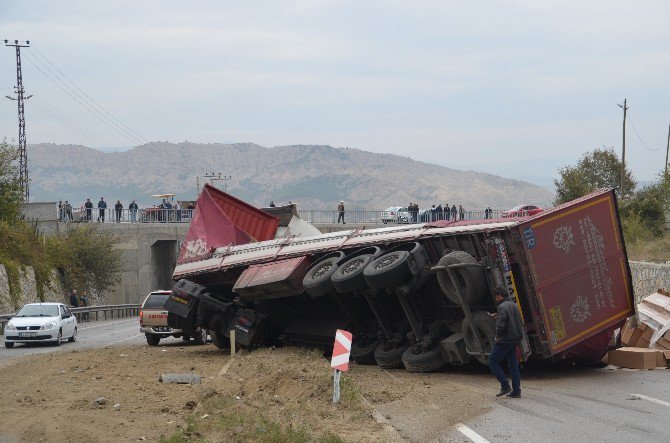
[[462, 310, 496, 365], [193, 328, 208, 345], [402, 346, 447, 373], [374, 342, 409, 369], [303, 256, 340, 297], [364, 251, 414, 289], [351, 339, 381, 365], [332, 254, 375, 293], [436, 251, 486, 305], [210, 329, 230, 349]]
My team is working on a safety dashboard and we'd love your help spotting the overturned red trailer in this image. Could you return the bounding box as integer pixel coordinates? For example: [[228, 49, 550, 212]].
[[166, 187, 634, 371]]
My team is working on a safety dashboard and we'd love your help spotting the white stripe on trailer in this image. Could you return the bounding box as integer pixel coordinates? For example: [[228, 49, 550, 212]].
[[454, 423, 490, 443], [330, 353, 350, 367]]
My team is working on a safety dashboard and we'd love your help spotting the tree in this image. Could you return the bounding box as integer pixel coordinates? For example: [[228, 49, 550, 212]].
[[0, 140, 23, 222], [554, 148, 636, 205], [619, 173, 670, 239]]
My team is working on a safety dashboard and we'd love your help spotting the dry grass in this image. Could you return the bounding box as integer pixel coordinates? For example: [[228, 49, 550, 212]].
[[626, 233, 670, 263]]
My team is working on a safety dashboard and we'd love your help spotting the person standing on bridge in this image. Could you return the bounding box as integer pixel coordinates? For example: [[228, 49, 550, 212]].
[[337, 201, 346, 224], [129, 200, 138, 223], [114, 200, 123, 222], [488, 290, 524, 398], [97, 197, 107, 222], [84, 198, 93, 221]]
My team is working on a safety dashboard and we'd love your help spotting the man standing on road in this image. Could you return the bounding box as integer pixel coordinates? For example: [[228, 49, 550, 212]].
[[69, 289, 79, 308], [489, 290, 524, 398], [337, 201, 346, 224]]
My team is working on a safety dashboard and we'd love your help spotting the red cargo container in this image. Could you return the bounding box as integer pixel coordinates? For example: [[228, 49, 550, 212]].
[[515, 191, 634, 357]]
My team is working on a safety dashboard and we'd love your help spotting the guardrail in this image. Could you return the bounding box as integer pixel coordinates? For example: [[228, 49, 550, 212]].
[[0, 304, 140, 335], [58, 208, 194, 224], [297, 209, 507, 225]]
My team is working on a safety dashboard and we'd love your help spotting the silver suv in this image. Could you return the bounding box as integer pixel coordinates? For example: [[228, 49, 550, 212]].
[[139, 290, 207, 346]]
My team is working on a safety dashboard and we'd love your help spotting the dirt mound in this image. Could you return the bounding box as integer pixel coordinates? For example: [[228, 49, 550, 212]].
[[0, 343, 491, 442]]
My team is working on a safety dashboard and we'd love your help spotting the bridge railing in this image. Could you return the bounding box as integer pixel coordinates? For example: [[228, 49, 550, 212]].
[[298, 208, 506, 225], [57, 208, 194, 224], [0, 304, 140, 335]]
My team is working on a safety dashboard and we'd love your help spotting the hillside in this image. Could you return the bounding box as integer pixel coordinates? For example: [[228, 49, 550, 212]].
[[27, 142, 554, 210]]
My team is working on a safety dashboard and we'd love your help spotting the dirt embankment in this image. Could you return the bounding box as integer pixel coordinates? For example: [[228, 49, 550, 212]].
[[0, 343, 492, 442]]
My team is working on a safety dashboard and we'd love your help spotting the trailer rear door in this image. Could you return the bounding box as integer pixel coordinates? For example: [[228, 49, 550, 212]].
[[517, 189, 634, 355]]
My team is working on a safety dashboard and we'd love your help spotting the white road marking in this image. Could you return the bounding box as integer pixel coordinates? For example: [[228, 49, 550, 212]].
[[630, 393, 670, 407], [455, 423, 490, 443], [78, 318, 137, 331], [105, 333, 143, 347]]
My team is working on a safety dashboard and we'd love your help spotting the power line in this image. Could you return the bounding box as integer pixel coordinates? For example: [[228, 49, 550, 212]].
[[627, 110, 660, 152]]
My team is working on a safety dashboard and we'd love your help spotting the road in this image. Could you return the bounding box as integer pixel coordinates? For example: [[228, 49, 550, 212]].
[[437, 364, 670, 442], [0, 316, 147, 363], [3, 318, 670, 442]]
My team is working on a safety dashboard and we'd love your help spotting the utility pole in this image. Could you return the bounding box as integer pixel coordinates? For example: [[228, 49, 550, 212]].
[[617, 98, 628, 198], [4, 39, 31, 202], [665, 123, 670, 179]]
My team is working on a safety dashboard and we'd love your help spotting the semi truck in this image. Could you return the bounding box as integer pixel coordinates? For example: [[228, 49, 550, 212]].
[[166, 185, 634, 372]]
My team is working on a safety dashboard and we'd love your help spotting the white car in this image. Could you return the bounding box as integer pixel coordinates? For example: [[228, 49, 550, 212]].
[[381, 206, 411, 223], [4, 302, 78, 348]]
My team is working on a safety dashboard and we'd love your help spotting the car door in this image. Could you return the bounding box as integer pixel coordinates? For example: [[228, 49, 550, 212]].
[[60, 305, 74, 337]]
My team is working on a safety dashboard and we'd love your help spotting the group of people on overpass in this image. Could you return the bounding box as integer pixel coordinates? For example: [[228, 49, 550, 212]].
[[58, 198, 195, 223]]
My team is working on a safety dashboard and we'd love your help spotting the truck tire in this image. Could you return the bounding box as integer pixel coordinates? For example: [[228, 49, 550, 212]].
[[351, 339, 381, 365], [210, 329, 230, 349], [364, 251, 414, 289], [145, 333, 160, 346], [402, 346, 447, 373], [193, 328, 208, 345], [374, 342, 409, 369], [462, 310, 496, 365], [303, 256, 340, 297], [332, 254, 375, 293], [436, 251, 486, 305], [181, 335, 191, 341]]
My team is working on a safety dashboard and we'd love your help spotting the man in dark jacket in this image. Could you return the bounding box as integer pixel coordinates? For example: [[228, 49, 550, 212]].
[[489, 291, 524, 398], [97, 197, 107, 222], [69, 289, 79, 308], [84, 198, 93, 221]]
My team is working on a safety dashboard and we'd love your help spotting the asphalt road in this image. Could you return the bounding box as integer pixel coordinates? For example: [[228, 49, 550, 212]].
[[440, 364, 670, 442], [0, 317, 147, 363]]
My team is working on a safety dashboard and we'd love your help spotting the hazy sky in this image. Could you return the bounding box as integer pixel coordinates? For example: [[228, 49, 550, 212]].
[[1, 1, 669, 186]]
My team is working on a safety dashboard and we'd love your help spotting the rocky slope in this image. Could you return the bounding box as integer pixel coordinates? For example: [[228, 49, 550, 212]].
[[27, 142, 553, 210]]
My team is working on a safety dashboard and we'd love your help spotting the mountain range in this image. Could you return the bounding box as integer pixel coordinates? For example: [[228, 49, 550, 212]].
[[26, 142, 554, 210]]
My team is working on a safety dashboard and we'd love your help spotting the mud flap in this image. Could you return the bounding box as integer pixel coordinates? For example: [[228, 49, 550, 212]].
[[165, 279, 208, 334], [227, 308, 267, 348]]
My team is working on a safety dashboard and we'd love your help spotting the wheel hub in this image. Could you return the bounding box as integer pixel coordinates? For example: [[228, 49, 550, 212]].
[[375, 254, 399, 269], [342, 258, 364, 274], [312, 262, 333, 278]]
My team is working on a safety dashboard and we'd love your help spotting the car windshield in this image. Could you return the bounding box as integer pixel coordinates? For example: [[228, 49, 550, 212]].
[[15, 304, 59, 317], [143, 293, 170, 309], [509, 205, 525, 211]]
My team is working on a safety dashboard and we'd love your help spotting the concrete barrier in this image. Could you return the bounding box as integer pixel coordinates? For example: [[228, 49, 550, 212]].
[[629, 261, 670, 304]]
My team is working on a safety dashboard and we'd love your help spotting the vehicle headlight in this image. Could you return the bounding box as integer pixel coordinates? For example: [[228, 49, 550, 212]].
[[5, 322, 16, 330], [40, 321, 58, 330]]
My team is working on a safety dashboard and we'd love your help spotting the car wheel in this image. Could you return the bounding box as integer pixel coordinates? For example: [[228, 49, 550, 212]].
[[364, 251, 414, 289], [462, 311, 496, 365], [193, 328, 208, 345], [210, 329, 230, 350], [374, 342, 409, 369], [182, 335, 191, 342], [55, 330, 62, 346], [331, 254, 375, 293], [303, 255, 341, 298], [402, 345, 447, 373], [436, 251, 487, 305], [5, 341, 14, 348], [68, 327, 77, 342], [145, 333, 160, 346]]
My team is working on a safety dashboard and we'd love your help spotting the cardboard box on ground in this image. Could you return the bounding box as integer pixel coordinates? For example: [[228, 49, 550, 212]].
[[608, 289, 670, 370]]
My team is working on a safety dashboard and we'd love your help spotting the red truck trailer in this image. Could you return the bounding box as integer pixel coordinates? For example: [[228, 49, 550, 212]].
[[167, 187, 634, 372]]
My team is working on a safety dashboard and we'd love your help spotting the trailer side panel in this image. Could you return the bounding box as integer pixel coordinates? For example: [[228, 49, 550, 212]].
[[518, 190, 634, 355]]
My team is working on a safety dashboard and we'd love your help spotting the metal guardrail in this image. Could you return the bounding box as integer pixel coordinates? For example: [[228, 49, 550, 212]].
[[58, 208, 194, 224], [0, 304, 140, 335], [298, 209, 510, 225]]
